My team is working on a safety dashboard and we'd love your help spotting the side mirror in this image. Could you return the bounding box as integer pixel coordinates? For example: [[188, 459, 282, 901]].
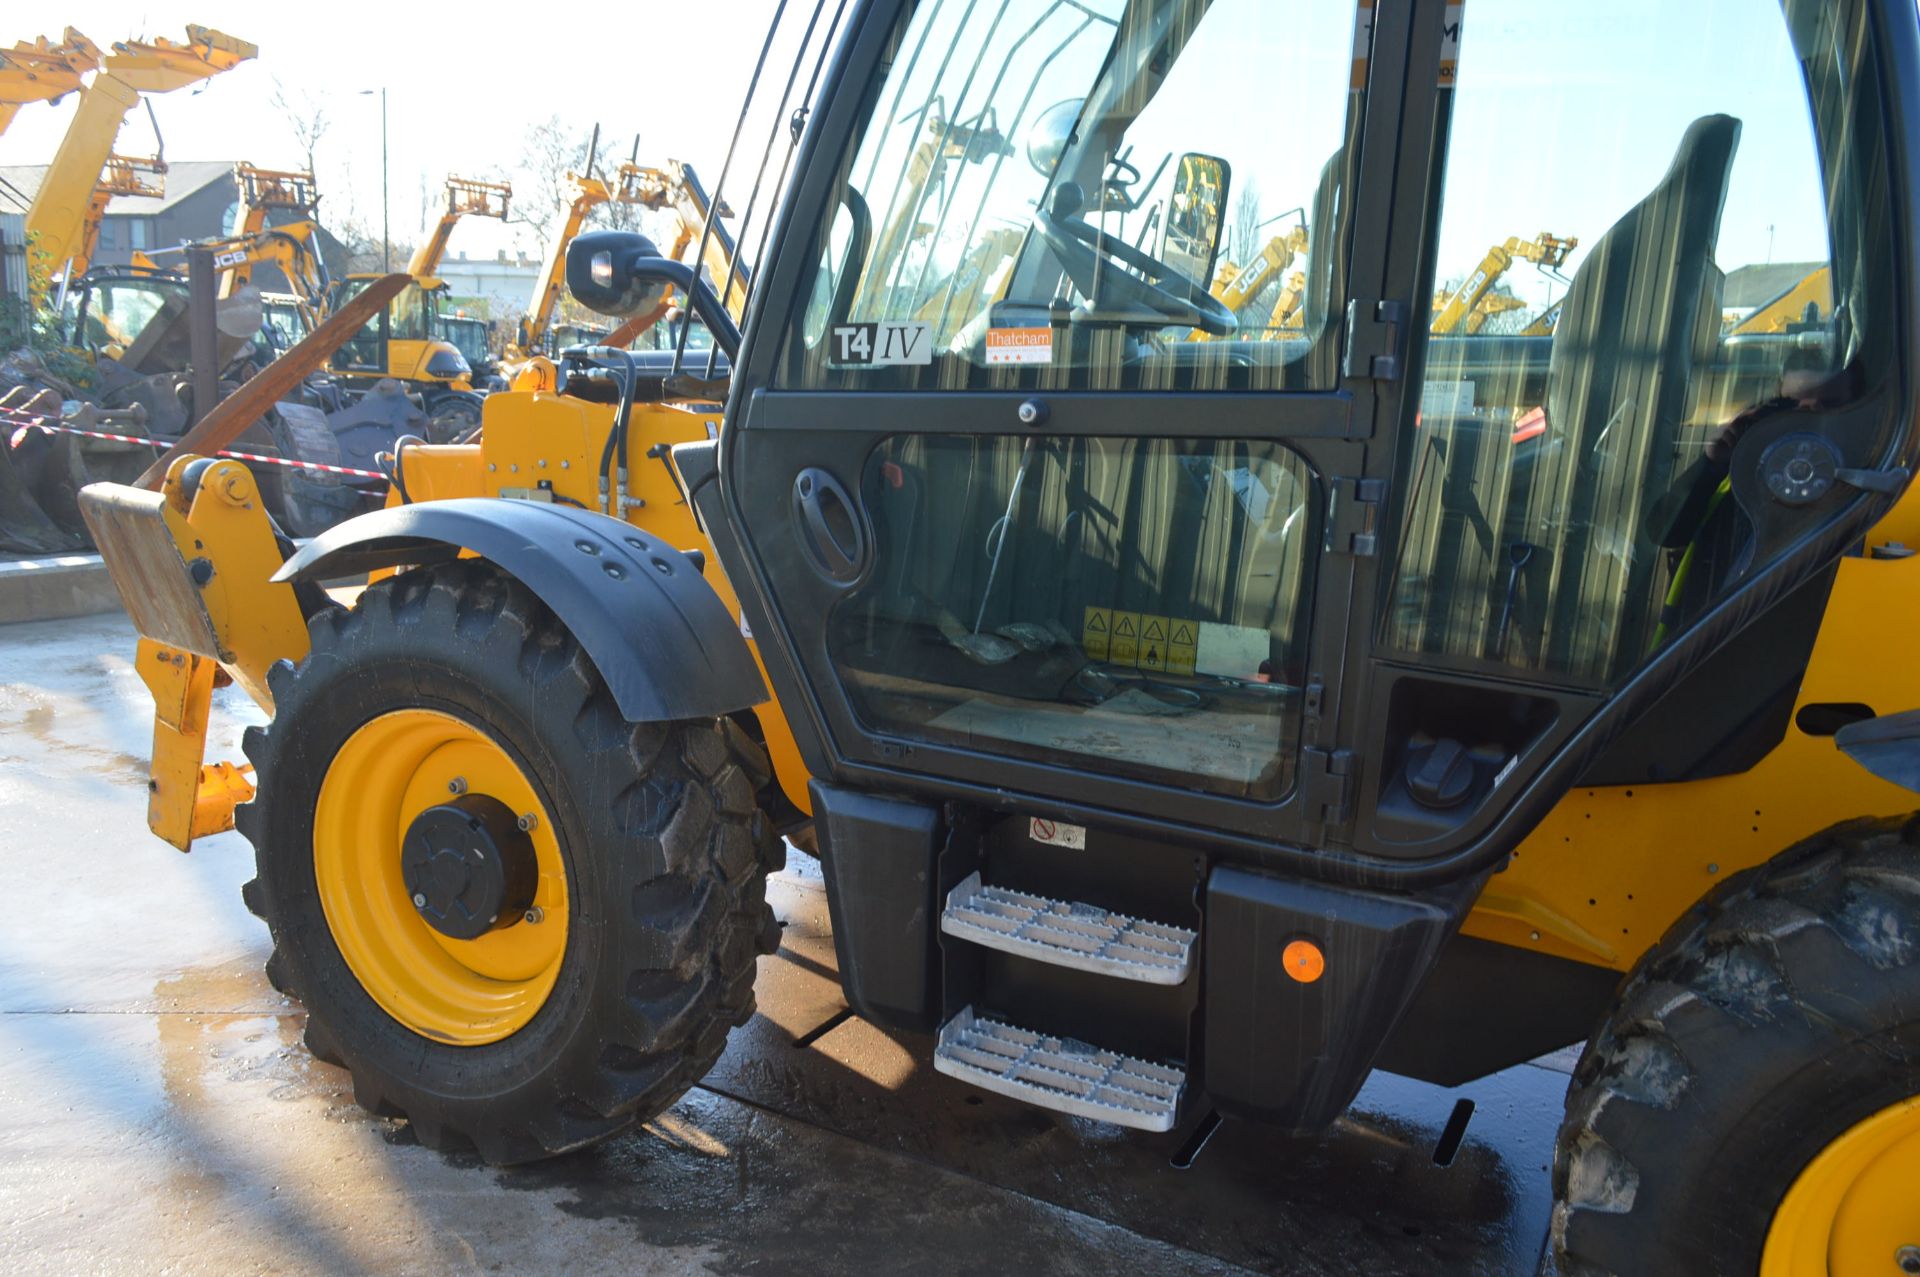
[[565, 230, 741, 362], [566, 230, 670, 318], [1160, 152, 1231, 286]]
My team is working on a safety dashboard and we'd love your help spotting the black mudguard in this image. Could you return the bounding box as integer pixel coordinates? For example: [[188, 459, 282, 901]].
[[275, 498, 768, 723]]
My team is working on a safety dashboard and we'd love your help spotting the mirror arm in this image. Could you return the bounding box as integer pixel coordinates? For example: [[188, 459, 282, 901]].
[[624, 256, 742, 362]]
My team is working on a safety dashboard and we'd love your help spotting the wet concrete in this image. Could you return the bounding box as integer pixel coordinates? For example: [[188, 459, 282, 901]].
[[0, 612, 1566, 1274]]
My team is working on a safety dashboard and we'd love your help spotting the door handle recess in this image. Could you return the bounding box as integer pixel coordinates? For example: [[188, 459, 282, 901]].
[[792, 467, 867, 583]]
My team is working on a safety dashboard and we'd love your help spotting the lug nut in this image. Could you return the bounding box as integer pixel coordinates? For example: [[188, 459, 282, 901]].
[[411, 893, 427, 908], [447, 776, 468, 795], [516, 812, 538, 832], [523, 907, 545, 925], [1897, 1246, 1920, 1274]]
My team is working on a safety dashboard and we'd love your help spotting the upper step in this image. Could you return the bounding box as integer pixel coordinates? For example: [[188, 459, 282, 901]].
[[933, 1006, 1185, 1132], [939, 871, 1196, 984]]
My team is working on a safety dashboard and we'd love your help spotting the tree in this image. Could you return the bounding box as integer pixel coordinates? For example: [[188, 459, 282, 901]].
[[1230, 178, 1262, 269], [269, 78, 330, 179], [499, 118, 651, 252]]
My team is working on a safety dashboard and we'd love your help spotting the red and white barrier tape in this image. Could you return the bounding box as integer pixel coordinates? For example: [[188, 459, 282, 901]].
[[2, 411, 387, 481]]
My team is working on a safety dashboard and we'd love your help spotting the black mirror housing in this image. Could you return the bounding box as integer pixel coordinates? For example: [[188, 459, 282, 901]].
[[567, 230, 672, 319]]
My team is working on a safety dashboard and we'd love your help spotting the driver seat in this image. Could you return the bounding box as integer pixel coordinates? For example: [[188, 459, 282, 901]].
[[1503, 113, 1740, 682]]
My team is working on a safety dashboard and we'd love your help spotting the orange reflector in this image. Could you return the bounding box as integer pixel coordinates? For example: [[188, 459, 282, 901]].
[[1282, 939, 1325, 984]]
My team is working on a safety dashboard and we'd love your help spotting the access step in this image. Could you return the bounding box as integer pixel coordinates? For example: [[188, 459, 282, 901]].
[[939, 871, 1196, 984], [933, 1007, 1185, 1132]]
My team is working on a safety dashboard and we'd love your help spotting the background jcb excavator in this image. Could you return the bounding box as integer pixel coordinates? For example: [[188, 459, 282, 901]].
[[72, 1, 1920, 1274]]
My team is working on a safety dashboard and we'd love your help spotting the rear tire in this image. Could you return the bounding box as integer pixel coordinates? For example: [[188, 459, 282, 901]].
[[1552, 814, 1920, 1275], [236, 560, 781, 1163]]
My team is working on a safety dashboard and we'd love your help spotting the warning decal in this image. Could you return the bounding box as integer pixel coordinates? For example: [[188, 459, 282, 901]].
[[1137, 614, 1169, 672], [1029, 816, 1087, 850], [1168, 620, 1199, 676], [1109, 611, 1140, 665], [985, 327, 1053, 365], [1082, 606, 1112, 660]]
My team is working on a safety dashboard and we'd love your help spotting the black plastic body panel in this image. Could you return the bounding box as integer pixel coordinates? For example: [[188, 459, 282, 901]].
[[811, 781, 943, 1031], [1202, 865, 1480, 1131], [1578, 567, 1836, 785], [276, 498, 768, 723], [1373, 934, 1622, 1087]]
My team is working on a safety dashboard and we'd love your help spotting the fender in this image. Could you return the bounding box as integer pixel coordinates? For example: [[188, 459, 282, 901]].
[[274, 498, 768, 723]]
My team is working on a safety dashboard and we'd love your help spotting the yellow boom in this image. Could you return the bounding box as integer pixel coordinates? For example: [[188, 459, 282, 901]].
[[407, 175, 512, 278], [0, 28, 100, 136], [24, 25, 256, 289]]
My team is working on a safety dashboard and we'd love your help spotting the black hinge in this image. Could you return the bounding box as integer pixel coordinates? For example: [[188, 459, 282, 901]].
[[1343, 298, 1409, 380], [1300, 747, 1357, 828], [1326, 476, 1387, 556]]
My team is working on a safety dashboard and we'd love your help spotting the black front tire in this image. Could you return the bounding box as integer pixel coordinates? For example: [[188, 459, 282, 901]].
[[1553, 814, 1920, 1275], [236, 560, 781, 1164]]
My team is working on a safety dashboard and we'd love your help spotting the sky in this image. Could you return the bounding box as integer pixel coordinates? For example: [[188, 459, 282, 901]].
[[0, 2, 789, 258], [2, 0, 1836, 302]]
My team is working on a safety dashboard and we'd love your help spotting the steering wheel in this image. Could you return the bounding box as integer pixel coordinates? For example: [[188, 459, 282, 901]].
[[1033, 200, 1238, 337]]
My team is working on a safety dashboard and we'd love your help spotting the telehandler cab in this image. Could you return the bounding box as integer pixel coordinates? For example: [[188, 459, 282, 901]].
[[77, 0, 1920, 1272]]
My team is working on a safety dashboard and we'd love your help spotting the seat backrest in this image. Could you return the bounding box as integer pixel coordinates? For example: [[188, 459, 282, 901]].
[[1509, 113, 1741, 682]]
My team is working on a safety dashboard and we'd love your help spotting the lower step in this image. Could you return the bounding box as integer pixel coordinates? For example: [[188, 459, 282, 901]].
[[933, 1007, 1185, 1132]]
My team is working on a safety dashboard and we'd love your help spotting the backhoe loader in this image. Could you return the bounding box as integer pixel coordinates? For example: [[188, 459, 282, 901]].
[[76, 1, 1920, 1273]]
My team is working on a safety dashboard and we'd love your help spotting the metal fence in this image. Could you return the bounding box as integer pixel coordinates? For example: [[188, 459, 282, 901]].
[[0, 214, 26, 302]]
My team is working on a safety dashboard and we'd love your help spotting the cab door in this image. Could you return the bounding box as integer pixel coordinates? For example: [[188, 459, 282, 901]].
[[717, 0, 1441, 849]]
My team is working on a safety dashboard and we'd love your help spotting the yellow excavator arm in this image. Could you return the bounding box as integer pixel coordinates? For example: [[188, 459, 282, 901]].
[[0, 27, 100, 136], [1731, 265, 1833, 336], [616, 160, 747, 321], [510, 172, 615, 365], [1430, 230, 1577, 334], [132, 220, 331, 324], [24, 25, 255, 289], [406, 175, 512, 278], [229, 163, 320, 242]]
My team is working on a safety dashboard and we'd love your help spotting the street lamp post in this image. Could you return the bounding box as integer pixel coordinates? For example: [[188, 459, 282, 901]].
[[359, 87, 390, 271]]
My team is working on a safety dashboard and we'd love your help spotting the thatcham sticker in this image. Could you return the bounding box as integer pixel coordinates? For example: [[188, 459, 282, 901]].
[[830, 321, 933, 367]]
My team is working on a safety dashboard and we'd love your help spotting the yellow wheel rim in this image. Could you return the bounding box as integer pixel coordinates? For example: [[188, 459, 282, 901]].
[[312, 708, 569, 1046], [1762, 1095, 1920, 1276]]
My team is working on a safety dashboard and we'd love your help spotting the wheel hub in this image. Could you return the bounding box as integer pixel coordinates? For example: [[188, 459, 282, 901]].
[[401, 794, 537, 940]]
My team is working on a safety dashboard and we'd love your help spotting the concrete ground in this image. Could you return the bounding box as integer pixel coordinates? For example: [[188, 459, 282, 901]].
[[0, 611, 1574, 1275]]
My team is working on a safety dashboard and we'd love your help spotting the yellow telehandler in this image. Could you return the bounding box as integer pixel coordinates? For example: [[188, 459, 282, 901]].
[[74, 2, 1920, 1273]]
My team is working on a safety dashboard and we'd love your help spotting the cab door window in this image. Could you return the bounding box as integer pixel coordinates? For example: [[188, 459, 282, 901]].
[[775, 0, 1370, 801], [783, 0, 1366, 393], [1387, 0, 1877, 685]]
